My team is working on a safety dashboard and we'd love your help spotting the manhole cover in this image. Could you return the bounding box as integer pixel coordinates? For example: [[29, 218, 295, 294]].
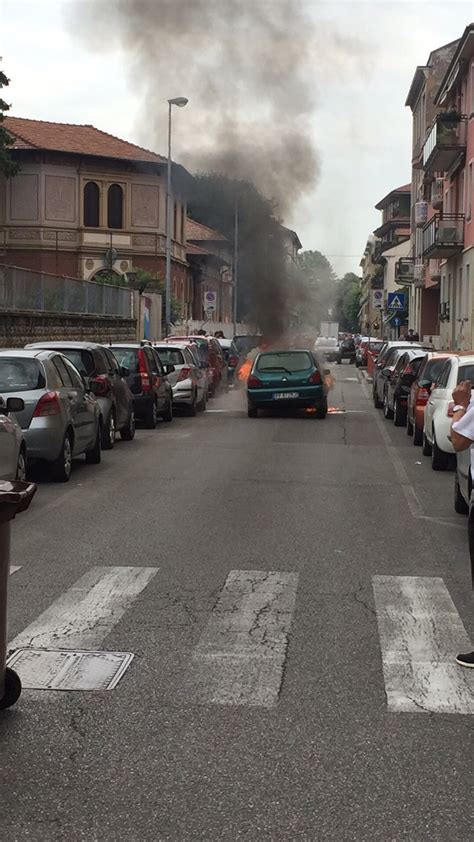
[[6, 648, 134, 691]]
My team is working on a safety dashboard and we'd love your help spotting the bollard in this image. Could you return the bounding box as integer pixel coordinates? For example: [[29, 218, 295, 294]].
[[0, 480, 36, 710]]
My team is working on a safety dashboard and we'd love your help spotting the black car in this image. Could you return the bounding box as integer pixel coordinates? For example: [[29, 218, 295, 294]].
[[384, 349, 427, 425], [217, 338, 239, 384], [336, 338, 356, 364], [110, 343, 173, 428], [25, 341, 135, 448]]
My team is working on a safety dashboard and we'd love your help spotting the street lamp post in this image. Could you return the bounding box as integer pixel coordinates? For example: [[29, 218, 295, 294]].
[[165, 97, 188, 336]]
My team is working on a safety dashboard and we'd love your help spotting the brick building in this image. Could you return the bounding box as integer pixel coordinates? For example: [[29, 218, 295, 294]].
[[186, 219, 233, 322]]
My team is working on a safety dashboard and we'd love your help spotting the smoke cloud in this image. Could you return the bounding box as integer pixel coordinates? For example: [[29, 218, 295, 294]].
[[67, 0, 367, 215]]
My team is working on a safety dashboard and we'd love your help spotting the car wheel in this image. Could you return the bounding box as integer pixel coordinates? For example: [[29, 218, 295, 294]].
[[197, 391, 207, 412], [51, 431, 73, 483], [187, 394, 197, 417], [413, 423, 423, 446], [0, 667, 21, 710], [393, 397, 406, 427], [144, 399, 158, 429], [454, 472, 469, 514], [431, 430, 449, 471], [162, 397, 173, 422], [85, 422, 102, 464], [383, 391, 394, 419], [373, 386, 383, 409], [120, 412, 136, 441], [422, 431, 432, 457], [102, 410, 116, 450], [406, 417, 414, 436], [248, 405, 258, 418], [16, 447, 27, 481]]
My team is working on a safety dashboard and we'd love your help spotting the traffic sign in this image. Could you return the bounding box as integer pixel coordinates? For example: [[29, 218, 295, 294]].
[[387, 292, 406, 311], [393, 317, 401, 327], [203, 290, 217, 313], [372, 290, 383, 309]]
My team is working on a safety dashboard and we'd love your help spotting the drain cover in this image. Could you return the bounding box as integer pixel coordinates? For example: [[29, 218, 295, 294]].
[[6, 648, 134, 691]]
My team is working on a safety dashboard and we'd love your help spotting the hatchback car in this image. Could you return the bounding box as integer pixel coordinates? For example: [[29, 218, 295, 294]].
[[110, 344, 173, 427], [0, 395, 26, 481], [0, 349, 101, 482], [154, 343, 205, 415], [314, 337, 339, 362], [26, 341, 134, 448], [247, 349, 328, 418], [167, 336, 228, 395], [373, 341, 433, 408], [423, 354, 474, 470], [335, 338, 356, 365], [407, 353, 453, 445], [383, 349, 427, 425]]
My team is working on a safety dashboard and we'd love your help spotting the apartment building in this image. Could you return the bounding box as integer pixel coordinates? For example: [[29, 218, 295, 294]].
[[358, 236, 383, 336], [373, 184, 411, 336]]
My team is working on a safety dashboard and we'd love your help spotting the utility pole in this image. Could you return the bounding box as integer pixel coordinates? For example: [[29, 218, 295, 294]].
[[233, 200, 238, 336]]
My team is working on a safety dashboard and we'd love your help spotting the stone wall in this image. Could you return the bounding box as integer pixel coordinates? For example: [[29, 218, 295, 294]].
[[0, 310, 136, 348]]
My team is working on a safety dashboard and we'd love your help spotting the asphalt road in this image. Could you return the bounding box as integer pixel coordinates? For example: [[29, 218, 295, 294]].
[[1, 365, 473, 841]]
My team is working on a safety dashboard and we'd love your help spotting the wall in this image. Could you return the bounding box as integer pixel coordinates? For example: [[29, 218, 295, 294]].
[[0, 311, 136, 348]]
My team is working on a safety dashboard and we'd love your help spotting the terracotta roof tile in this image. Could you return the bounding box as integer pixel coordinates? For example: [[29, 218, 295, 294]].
[[186, 218, 227, 242], [4, 116, 167, 164]]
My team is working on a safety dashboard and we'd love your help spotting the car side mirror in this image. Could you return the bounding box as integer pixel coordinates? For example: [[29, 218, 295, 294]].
[[6, 397, 25, 414], [382, 367, 391, 378], [120, 365, 130, 378], [165, 363, 175, 375]]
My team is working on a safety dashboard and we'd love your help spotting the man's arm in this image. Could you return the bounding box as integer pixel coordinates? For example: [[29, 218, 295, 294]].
[[451, 381, 474, 451]]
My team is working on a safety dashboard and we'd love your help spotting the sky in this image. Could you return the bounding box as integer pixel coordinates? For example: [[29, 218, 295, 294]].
[[1, 0, 472, 278]]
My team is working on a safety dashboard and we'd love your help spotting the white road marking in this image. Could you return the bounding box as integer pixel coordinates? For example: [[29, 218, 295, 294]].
[[373, 575, 474, 714], [7, 648, 134, 691], [9, 566, 158, 651], [10, 566, 21, 575], [188, 569, 298, 708]]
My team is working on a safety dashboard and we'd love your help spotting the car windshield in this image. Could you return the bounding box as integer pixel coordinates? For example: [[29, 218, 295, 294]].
[[60, 349, 95, 376], [257, 352, 313, 372], [111, 349, 139, 374], [424, 358, 449, 381], [0, 358, 46, 392], [155, 348, 185, 366]]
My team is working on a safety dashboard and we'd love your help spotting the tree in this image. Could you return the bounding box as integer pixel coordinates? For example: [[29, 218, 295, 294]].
[[297, 250, 339, 328], [335, 272, 361, 331], [0, 69, 18, 178]]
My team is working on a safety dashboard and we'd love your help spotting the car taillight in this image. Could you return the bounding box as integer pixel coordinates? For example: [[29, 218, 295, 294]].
[[403, 365, 414, 376], [138, 350, 151, 392], [309, 370, 322, 384], [248, 374, 263, 388], [229, 355, 238, 367], [447, 401, 455, 417], [417, 388, 430, 405], [177, 367, 191, 382], [33, 391, 61, 417], [90, 375, 111, 396]]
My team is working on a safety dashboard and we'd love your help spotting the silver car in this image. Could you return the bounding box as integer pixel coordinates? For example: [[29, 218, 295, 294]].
[[0, 396, 26, 481], [154, 343, 207, 414], [0, 350, 102, 482]]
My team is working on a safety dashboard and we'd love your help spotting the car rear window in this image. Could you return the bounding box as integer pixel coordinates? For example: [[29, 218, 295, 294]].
[[112, 348, 139, 374], [257, 352, 313, 372], [60, 349, 95, 376], [0, 358, 46, 392], [155, 348, 185, 366], [424, 358, 449, 382], [457, 364, 474, 384], [368, 341, 383, 353]]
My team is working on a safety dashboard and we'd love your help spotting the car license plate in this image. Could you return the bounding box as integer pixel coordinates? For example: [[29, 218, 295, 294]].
[[273, 391, 299, 400]]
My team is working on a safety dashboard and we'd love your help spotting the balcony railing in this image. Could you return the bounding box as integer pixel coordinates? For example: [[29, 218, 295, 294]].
[[422, 114, 467, 173], [422, 214, 464, 259]]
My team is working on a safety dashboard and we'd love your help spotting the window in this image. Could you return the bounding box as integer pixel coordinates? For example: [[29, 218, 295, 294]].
[[0, 358, 45, 392], [437, 361, 451, 388], [63, 358, 85, 390], [467, 162, 473, 219], [52, 356, 73, 387], [256, 352, 312, 372], [84, 182, 100, 228], [107, 184, 123, 229], [61, 349, 95, 376], [173, 202, 178, 239]]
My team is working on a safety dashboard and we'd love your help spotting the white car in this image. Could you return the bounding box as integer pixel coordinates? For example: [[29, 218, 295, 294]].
[[154, 342, 207, 415], [423, 354, 474, 470], [0, 396, 26, 481]]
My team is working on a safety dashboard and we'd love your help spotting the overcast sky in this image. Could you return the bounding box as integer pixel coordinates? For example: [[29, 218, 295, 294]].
[[2, 0, 472, 277]]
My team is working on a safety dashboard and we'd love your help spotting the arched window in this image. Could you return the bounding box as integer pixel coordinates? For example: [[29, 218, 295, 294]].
[[84, 182, 100, 228], [107, 184, 123, 229]]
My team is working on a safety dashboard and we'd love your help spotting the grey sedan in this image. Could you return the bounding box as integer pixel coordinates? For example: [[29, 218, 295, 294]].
[[0, 350, 102, 482], [0, 395, 26, 481]]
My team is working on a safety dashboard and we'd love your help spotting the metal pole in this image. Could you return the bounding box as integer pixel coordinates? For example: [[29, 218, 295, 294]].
[[233, 201, 238, 336], [165, 102, 172, 337]]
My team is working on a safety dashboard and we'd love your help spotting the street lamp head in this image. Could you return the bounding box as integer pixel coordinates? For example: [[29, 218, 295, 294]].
[[168, 97, 188, 108]]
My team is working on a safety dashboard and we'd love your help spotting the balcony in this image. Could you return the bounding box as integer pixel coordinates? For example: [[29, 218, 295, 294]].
[[422, 214, 464, 259], [422, 113, 467, 173]]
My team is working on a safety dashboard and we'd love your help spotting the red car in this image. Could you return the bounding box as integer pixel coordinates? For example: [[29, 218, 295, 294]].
[[406, 353, 453, 445], [167, 336, 228, 395]]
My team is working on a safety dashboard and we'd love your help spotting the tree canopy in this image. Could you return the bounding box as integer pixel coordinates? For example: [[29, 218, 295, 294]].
[[0, 69, 18, 178]]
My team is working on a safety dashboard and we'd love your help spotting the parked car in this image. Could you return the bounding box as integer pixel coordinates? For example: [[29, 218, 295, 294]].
[[372, 341, 433, 408], [423, 354, 474, 470], [356, 338, 384, 368], [217, 338, 239, 384], [455, 446, 471, 515], [26, 341, 135, 448], [335, 337, 356, 365], [0, 349, 102, 482], [314, 337, 339, 362], [407, 353, 452, 445], [167, 336, 228, 395], [0, 394, 26, 481], [154, 342, 206, 414], [247, 349, 328, 418], [383, 349, 427, 425], [109, 344, 173, 427]]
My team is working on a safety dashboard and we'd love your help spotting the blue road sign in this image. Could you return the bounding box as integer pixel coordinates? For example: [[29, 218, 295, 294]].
[[387, 292, 406, 310], [393, 317, 401, 327]]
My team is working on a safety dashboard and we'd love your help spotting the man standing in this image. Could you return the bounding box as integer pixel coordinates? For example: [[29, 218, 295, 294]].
[[407, 328, 420, 341], [450, 379, 474, 667]]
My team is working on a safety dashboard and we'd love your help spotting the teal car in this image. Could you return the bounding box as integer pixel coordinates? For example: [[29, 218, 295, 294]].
[[247, 350, 328, 418]]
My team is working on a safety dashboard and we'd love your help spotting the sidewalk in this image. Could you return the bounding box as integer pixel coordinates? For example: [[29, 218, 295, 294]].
[[357, 367, 372, 384]]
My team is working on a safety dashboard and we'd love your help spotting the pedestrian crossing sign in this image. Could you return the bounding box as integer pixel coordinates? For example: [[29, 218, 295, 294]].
[[387, 292, 406, 311]]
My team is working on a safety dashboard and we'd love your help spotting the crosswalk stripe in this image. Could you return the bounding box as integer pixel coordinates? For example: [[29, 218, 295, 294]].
[[373, 575, 474, 714], [10, 566, 21, 575], [9, 566, 158, 651], [188, 569, 298, 708]]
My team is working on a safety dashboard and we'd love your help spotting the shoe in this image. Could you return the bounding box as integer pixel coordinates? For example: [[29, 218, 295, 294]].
[[455, 651, 474, 668]]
